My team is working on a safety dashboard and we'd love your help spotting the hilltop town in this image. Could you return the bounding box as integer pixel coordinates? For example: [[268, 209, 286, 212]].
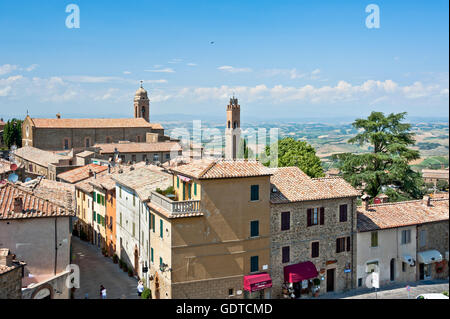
[[0, 85, 448, 300]]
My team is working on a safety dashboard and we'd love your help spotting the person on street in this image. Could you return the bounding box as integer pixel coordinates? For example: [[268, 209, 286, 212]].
[[137, 280, 144, 297]]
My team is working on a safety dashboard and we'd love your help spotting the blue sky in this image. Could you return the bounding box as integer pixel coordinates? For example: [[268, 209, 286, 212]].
[[0, 0, 448, 121]]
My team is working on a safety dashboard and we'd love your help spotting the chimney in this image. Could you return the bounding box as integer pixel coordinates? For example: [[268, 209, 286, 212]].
[[0, 248, 13, 267], [361, 194, 370, 211], [56, 113, 61, 119], [13, 195, 23, 213], [423, 195, 431, 207]]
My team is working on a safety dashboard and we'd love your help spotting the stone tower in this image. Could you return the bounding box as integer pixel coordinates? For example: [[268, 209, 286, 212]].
[[225, 96, 241, 160], [134, 81, 150, 122]]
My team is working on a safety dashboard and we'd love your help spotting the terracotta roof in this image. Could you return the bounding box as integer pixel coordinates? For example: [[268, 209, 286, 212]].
[[357, 197, 449, 232], [18, 178, 76, 213], [94, 141, 182, 154], [112, 167, 172, 200], [30, 117, 163, 130], [0, 183, 73, 220], [75, 151, 94, 158], [169, 159, 273, 180], [270, 167, 360, 203], [57, 164, 108, 183], [14, 146, 71, 167]]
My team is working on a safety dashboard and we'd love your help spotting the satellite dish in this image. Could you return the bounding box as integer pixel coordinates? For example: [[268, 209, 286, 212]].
[[8, 173, 19, 183], [10, 163, 17, 171], [24, 177, 32, 183]]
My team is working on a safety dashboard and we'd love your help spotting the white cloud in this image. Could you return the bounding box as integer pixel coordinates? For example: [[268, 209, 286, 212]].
[[0, 86, 11, 96], [145, 68, 175, 73], [0, 64, 18, 75], [217, 65, 252, 73], [143, 79, 168, 84], [168, 58, 183, 64], [123, 71, 132, 75], [25, 64, 39, 72], [187, 63, 197, 66]]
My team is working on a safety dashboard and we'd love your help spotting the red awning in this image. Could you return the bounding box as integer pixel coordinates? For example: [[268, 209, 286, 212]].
[[243, 273, 272, 292], [284, 261, 318, 283]]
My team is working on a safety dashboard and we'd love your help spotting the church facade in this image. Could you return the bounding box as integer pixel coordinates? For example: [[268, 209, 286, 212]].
[[21, 84, 165, 151]]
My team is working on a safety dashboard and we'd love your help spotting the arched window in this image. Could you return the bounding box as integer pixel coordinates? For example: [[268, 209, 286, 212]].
[[142, 106, 146, 118], [233, 121, 238, 129], [228, 121, 231, 128]]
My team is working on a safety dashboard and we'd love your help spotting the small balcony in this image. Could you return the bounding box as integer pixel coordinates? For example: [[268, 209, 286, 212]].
[[149, 191, 200, 214]]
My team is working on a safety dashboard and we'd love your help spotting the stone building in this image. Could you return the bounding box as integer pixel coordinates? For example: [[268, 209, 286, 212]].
[[93, 140, 182, 165], [21, 84, 165, 151], [0, 248, 25, 299], [0, 183, 75, 299], [0, 158, 25, 182], [142, 159, 273, 299], [357, 195, 449, 288], [13, 146, 78, 180], [224, 97, 241, 160], [269, 167, 360, 298]]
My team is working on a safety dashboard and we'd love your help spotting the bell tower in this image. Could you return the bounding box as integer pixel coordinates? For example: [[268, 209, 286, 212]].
[[134, 81, 150, 122], [225, 96, 241, 160]]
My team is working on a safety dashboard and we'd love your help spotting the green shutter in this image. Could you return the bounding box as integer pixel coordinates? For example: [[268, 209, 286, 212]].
[[251, 185, 259, 201], [151, 248, 154, 262], [194, 183, 197, 196], [188, 183, 192, 199], [251, 221, 259, 237], [93, 192, 96, 203], [93, 211, 96, 221], [177, 176, 179, 188], [152, 215, 155, 233], [160, 220, 163, 238], [160, 257, 163, 267]]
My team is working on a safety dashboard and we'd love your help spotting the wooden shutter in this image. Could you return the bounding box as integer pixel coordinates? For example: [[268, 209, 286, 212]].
[[346, 236, 351, 251], [312, 242, 319, 258], [282, 246, 290, 263], [320, 207, 325, 225], [281, 212, 290, 231], [307, 209, 312, 227], [336, 238, 339, 253]]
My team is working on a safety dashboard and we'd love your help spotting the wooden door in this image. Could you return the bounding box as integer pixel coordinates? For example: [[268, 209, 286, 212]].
[[326, 269, 335, 292]]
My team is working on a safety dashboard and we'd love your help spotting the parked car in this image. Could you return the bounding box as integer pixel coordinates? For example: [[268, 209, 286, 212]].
[[416, 293, 449, 299]]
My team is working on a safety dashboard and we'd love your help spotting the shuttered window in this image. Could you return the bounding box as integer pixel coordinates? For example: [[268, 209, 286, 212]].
[[194, 183, 197, 196], [311, 242, 320, 258], [281, 212, 290, 231], [346, 236, 351, 251], [339, 204, 348, 222], [371, 232, 378, 247], [160, 219, 163, 239], [250, 256, 259, 272], [152, 214, 155, 233], [336, 237, 346, 253], [307, 208, 321, 226], [250, 185, 259, 201], [250, 220, 259, 237], [401, 229, 411, 244], [282, 246, 290, 263], [151, 248, 154, 263], [320, 207, 325, 225], [177, 176, 179, 188]]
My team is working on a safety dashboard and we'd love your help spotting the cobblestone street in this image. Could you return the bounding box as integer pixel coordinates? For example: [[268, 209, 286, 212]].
[[71, 236, 140, 299], [316, 279, 449, 299]]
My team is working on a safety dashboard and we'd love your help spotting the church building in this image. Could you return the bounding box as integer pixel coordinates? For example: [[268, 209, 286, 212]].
[[21, 83, 166, 151]]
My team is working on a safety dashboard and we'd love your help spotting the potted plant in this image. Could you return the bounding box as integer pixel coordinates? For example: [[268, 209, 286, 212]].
[[141, 288, 152, 299], [113, 254, 119, 264], [118, 259, 123, 269], [128, 268, 133, 277], [122, 263, 128, 273]]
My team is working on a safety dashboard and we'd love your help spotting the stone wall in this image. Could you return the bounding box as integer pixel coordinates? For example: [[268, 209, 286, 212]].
[[0, 266, 23, 299], [171, 275, 244, 299], [416, 220, 449, 280], [270, 197, 357, 298]]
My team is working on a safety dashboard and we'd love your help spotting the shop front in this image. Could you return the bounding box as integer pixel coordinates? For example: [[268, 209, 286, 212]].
[[243, 273, 272, 299], [282, 261, 319, 299], [417, 250, 443, 280]]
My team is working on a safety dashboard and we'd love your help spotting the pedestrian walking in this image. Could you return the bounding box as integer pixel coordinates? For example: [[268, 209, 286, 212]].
[[100, 285, 107, 299], [137, 280, 144, 297]]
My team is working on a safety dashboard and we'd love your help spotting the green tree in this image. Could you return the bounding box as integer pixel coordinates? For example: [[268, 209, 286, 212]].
[[237, 138, 254, 160], [264, 137, 324, 178], [332, 111, 425, 200], [3, 118, 23, 149], [436, 180, 449, 192]]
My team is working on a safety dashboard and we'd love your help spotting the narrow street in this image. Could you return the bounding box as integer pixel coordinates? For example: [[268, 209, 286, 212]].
[[71, 236, 140, 299]]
